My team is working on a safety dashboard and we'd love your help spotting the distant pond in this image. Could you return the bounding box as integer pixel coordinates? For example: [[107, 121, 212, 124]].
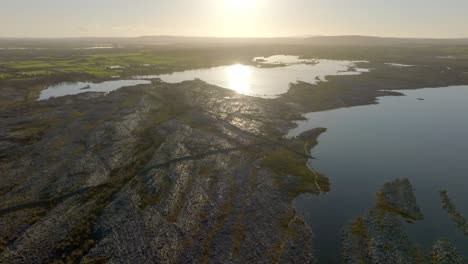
[[38, 80, 151, 101]]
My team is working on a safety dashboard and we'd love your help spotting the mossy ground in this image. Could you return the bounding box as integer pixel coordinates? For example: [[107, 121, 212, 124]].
[[262, 128, 330, 197]]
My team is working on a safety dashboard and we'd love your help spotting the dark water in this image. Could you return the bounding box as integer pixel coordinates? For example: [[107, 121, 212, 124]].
[[288, 86, 468, 263]]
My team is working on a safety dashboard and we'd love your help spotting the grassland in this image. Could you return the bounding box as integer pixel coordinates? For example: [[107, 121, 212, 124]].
[[262, 128, 330, 197], [0, 47, 259, 81], [0, 50, 204, 79], [2, 42, 468, 82]]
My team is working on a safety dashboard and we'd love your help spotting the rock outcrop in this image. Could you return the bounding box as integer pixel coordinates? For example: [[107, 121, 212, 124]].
[[343, 179, 468, 264], [0, 81, 322, 263], [431, 239, 464, 264], [440, 190, 468, 237], [342, 178, 425, 264]]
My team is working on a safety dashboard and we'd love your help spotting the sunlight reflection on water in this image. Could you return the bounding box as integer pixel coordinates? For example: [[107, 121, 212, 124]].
[[225, 64, 252, 94], [39, 55, 369, 100], [135, 55, 369, 98]]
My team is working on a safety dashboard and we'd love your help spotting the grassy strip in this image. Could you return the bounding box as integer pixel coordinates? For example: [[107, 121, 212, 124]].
[[262, 128, 330, 198]]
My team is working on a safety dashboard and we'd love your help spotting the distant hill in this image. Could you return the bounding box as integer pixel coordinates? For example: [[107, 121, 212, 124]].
[[1, 35, 468, 48], [300, 35, 468, 46], [134, 35, 468, 46]]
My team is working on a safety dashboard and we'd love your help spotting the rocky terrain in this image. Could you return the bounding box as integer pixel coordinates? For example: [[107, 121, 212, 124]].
[[342, 179, 425, 264], [342, 179, 466, 264], [0, 80, 331, 263], [431, 240, 465, 264]]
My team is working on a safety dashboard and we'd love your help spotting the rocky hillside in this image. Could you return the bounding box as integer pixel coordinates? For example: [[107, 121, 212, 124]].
[[0, 80, 328, 263]]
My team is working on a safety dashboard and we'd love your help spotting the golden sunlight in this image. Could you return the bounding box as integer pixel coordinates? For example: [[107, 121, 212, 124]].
[[211, 0, 265, 37], [225, 64, 252, 94], [223, 0, 256, 10]]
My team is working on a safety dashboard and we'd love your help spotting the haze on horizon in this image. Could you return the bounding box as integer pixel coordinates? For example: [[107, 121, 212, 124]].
[[1, 0, 468, 39]]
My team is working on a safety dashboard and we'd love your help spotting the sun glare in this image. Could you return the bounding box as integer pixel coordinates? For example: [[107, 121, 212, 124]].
[[226, 64, 252, 94], [224, 0, 255, 9]]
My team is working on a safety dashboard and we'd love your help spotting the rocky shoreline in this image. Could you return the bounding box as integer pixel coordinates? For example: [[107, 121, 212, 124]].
[[342, 179, 466, 264]]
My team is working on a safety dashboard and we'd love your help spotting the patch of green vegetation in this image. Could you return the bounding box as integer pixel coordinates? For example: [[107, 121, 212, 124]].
[[146, 90, 191, 125], [0, 73, 13, 79], [2, 43, 468, 85], [6, 118, 59, 144], [28, 86, 44, 99], [441, 46, 468, 54], [20, 70, 52, 76], [83, 122, 99, 131], [263, 148, 322, 194], [122, 95, 140, 107], [262, 128, 330, 198], [11, 61, 56, 69], [69, 110, 85, 119], [301, 131, 323, 156], [0, 49, 238, 81]]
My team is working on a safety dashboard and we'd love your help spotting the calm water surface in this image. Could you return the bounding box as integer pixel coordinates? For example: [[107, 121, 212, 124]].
[[136, 56, 368, 97], [289, 86, 468, 263], [38, 80, 151, 100], [39, 55, 368, 100]]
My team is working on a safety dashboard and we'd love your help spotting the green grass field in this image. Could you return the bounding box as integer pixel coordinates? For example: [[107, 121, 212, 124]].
[[0, 49, 235, 80], [2, 44, 468, 81]]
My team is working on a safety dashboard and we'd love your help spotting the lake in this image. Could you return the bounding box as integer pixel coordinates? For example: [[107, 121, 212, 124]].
[[288, 86, 468, 263], [39, 56, 368, 100], [136, 56, 368, 98]]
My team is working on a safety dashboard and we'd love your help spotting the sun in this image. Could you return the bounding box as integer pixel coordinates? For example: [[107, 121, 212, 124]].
[[215, 0, 262, 37], [224, 0, 255, 9]]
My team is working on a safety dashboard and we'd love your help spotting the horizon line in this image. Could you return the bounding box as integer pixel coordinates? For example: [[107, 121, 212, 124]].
[[1, 34, 468, 40]]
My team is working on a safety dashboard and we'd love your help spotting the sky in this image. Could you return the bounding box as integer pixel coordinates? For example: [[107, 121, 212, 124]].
[[1, 0, 468, 38]]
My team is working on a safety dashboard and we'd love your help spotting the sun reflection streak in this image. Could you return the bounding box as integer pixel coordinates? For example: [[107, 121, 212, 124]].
[[225, 64, 251, 94]]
